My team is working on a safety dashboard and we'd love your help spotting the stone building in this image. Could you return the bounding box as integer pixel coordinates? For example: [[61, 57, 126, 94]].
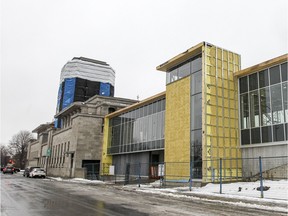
[[27, 95, 137, 179]]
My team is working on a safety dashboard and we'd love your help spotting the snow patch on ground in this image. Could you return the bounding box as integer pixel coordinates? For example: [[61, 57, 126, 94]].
[[46, 176, 288, 213]]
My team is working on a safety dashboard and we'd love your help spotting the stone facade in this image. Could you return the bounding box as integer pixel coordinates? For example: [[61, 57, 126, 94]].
[[27, 95, 137, 178]]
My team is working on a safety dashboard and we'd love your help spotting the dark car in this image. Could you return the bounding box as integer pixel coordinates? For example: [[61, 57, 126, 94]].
[[2, 166, 14, 174], [13, 168, 20, 172], [23, 166, 40, 177]]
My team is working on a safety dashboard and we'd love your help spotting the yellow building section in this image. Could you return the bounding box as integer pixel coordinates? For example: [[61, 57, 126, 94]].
[[202, 44, 242, 182], [165, 76, 190, 180], [101, 117, 112, 175]]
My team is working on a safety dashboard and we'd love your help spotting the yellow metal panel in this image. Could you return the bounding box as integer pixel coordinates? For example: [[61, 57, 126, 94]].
[[101, 117, 112, 174], [165, 76, 190, 179], [203, 44, 242, 182]]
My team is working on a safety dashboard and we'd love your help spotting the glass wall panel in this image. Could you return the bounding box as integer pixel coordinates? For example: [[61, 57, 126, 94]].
[[166, 73, 171, 85], [285, 123, 288, 140], [241, 129, 250, 145], [271, 84, 284, 124], [178, 62, 190, 79], [239, 77, 248, 93], [261, 126, 272, 143], [283, 82, 288, 122], [251, 128, 261, 144], [249, 73, 258, 91], [281, 62, 287, 82], [260, 88, 272, 126], [109, 99, 165, 154], [191, 129, 202, 179], [239, 62, 287, 145], [191, 56, 202, 73], [270, 65, 281, 85], [170, 69, 178, 82], [273, 124, 285, 141], [259, 69, 269, 88], [249, 90, 260, 127], [191, 71, 202, 95], [191, 94, 202, 130], [240, 93, 249, 129]]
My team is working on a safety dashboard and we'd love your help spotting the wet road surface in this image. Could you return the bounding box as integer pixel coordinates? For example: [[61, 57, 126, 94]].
[[1, 173, 287, 216]]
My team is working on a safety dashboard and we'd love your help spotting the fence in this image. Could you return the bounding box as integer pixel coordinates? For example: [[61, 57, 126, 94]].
[[82, 163, 100, 180], [101, 156, 287, 198]]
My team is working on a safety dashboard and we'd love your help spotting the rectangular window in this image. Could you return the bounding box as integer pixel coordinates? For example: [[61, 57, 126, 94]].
[[178, 62, 190, 79], [251, 128, 261, 144], [170, 69, 178, 82], [260, 88, 272, 126], [191, 94, 202, 130], [273, 124, 285, 142], [166, 72, 171, 85], [241, 129, 250, 145], [249, 73, 258, 91], [271, 84, 284, 124], [239, 77, 248, 93], [261, 126, 272, 143], [240, 93, 249, 129], [283, 82, 288, 122], [191, 71, 202, 95], [270, 65, 281, 85], [191, 129, 202, 179], [281, 62, 287, 82], [259, 69, 269, 88], [191, 56, 202, 73], [249, 91, 260, 127], [285, 123, 288, 140]]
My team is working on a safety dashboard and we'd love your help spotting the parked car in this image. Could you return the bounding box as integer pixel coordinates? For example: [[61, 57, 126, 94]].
[[2, 166, 14, 174], [29, 168, 46, 178], [23, 166, 40, 177]]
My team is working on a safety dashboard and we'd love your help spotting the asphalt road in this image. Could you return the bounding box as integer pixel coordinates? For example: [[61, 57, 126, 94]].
[[1, 172, 287, 216]]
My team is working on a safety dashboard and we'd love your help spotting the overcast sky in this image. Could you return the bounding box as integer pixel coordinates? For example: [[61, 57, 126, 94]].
[[1, 0, 287, 145]]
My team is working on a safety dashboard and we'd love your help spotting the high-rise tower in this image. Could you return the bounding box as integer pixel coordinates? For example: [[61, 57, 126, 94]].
[[55, 57, 115, 127]]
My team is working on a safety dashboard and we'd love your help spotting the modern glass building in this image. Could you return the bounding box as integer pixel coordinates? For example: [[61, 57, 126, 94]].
[[101, 42, 287, 183], [102, 92, 166, 177], [238, 60, 287, 145], [235, 54, 288, 174]]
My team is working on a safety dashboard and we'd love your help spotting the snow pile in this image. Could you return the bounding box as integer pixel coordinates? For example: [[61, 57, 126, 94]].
[[47, 177, 105, 184]]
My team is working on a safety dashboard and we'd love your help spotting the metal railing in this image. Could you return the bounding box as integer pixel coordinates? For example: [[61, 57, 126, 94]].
[[101, 156, 288, 198]]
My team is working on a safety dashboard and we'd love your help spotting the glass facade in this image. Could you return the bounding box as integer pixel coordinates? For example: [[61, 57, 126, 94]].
[[166, 55, 202, 85], [108, 98, 165, 154], [190, 56, 202, 178], [239, 62, 288, 145]]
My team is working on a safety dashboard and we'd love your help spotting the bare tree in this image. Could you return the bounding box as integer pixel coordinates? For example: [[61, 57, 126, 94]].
[[8, 130, 34, 169], [0, 144, 10, 167]]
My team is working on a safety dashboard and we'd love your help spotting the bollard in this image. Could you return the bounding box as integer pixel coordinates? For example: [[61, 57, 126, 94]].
[[259, 156, 264, 198], [220, 158, 222, 194], [189, 161, 193, 191], [138, 163, 141, 188]]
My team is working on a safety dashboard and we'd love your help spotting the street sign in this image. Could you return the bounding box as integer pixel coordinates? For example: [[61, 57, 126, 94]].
[[46, 148, 51, 156]]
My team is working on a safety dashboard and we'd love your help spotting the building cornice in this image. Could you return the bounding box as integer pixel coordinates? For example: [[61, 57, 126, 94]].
[[234, 54, 288, 77], [156, 42, 204, 72], [105, 91, 166, 118]]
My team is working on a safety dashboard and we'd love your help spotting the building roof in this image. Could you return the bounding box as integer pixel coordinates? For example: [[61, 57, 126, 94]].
[[156, 42, 204, 72], [234, 54, 288, 77], [32, 122, 54, 133], [72, 57, 109, 66]]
